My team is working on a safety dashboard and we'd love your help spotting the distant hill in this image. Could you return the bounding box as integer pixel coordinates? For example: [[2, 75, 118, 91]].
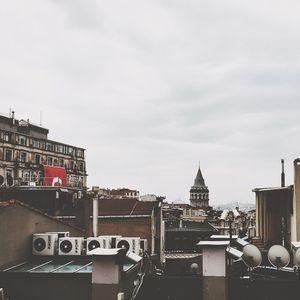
[[213, 201, 255, 212]]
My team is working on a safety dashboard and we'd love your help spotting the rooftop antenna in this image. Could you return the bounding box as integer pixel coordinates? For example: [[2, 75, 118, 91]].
[[281, 159, 285, 187], [9, 108, 11, 117]]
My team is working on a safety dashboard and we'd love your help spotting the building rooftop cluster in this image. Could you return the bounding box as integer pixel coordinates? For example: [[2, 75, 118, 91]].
[[1, 112, 300, 300]]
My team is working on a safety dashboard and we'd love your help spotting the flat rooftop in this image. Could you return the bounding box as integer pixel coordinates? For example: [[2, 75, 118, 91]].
[[1, 257, 135, 274]]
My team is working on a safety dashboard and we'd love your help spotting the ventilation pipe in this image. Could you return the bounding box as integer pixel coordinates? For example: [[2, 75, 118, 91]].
[[11, 110, 15, 125], [281, 159, 285, 187], [93, 197, 99, 237]]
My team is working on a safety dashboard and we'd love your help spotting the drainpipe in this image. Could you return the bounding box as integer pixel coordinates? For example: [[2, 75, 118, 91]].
[[93, 197, 98, 237]]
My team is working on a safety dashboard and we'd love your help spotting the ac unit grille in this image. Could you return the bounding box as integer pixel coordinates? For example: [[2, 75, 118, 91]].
[[60, 240, 73, 253], [88, 240, 101, 251], [34, 238, 46, 252], [117, 240, 130, 251]]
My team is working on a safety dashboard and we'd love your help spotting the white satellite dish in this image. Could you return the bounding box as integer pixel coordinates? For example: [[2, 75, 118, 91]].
[[293, 248, 300, 267], [267, 245, 290, 269], [242, 244, 262, 268]]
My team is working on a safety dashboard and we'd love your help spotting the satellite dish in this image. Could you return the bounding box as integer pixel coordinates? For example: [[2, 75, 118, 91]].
[[293, 248, 300, 267], [242, 244, 262, 268], [268, 245, 290, 268]]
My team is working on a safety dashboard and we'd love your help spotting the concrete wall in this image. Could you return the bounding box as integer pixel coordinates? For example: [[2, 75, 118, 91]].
[[203, 277, 227, 300], [202, 247, 226, 277], [0, 203, 83, 268]]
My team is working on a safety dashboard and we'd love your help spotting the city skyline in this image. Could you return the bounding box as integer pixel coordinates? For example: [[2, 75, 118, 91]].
[[1, 1, 300, 204]]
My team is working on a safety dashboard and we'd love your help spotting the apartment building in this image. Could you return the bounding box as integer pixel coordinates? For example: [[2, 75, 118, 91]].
[[0, 112, 87, 188]]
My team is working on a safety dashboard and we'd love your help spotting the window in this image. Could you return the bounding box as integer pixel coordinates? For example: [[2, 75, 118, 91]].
[[77, 149, 84, 158], [63, 145, 67, 154], [23, 171, 30, 181], [57, 145, 63, 153], [59, 159, 64, 167], [46, 142, 53, 151], [79, 162, 84, 171], [20, 152, 27, 162], [68, 147, 74, 155], [53, 159, 58, 166], [47, 157, 53, 166], [3, 132, 10, 142], [70, 160, 74, 169], [5, 149, 12, 161], [35, 154, 40, 165], [33, 139, 41, 148], [18, 135, 27, 146]]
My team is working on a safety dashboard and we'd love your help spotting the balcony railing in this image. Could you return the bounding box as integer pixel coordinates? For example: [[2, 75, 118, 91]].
[[3, 177, 85, 189]]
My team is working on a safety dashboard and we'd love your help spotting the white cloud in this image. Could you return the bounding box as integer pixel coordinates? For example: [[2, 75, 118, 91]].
[[1, 0, 300, 204]]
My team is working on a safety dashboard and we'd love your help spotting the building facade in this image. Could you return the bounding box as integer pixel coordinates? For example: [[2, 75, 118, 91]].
[[190, 166, 209, 209], [93, 187, 140, 199], [0, 112, 87, 189]]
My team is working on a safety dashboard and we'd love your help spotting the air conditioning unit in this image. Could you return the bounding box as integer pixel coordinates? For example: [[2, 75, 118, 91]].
[[99, 235, 122, 248], [46, 232, 70, 239], [140, 239, 148, 253], [32, 233, 58, 256], [116, 237, 141, 255], [58, 237, 84, 255], [86, 237, 108, 253]]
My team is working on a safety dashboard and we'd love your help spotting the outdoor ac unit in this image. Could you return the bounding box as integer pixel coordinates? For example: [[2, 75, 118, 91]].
[[58, 237, 84, 255], [116, 237, 141, 255], [46, 232, 70, 239], [98, 235, 122, 248], [32, 233, 58, 256], [86, 237, 107, 253], [140, 239, 148, 253]]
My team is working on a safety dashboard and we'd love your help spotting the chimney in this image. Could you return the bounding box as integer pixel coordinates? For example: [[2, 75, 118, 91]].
[[11, 111, 15, 125], [281, 159, 285, 187], [93, 197, 99, 237]]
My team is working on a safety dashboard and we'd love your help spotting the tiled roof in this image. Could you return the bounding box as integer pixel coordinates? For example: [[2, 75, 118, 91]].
[[98, 198, 155, 216]]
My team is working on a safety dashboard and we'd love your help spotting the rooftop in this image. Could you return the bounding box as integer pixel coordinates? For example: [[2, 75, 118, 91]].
[[98, 198, 157, 216], [0, 199, 84, 232], [0, 257, 136, 274], [252, 185, 293, 192]]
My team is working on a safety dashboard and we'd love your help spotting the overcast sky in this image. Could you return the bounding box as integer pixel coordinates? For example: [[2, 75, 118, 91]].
[[1, 1, 300, 205]]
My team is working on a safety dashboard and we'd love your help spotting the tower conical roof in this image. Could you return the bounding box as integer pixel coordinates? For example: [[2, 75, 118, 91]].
[[193, 166, 206, 187]]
